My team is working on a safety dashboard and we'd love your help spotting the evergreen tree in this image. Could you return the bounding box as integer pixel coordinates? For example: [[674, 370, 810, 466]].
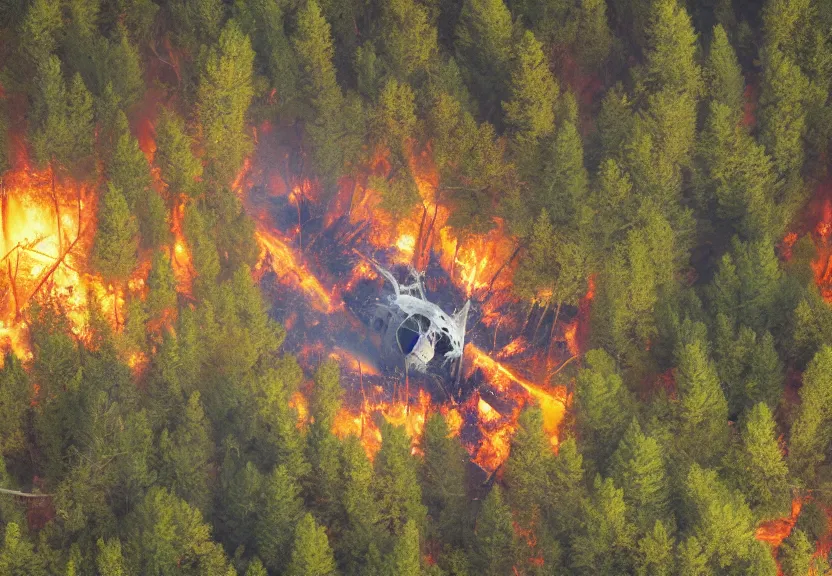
[[503, 30, 558, 158], [286, 513, 337, 576], [256, 465, 304, 573], [575, 0, 613, 71], [374, 421, 427, 535], [571, 475, 636, 575], [674, 339, 729, 466], [610, 420, 671, 532], [107, 111, 168, 250], [0, 523, 46, 576], [146, 251, 178, 320], [96, 538, 127, 576], [386, 519, 421, 576], [540, 119, 588, 228], [636, 521, 675, 576], [643, 0, 703, 98], [154, 108, 204, 200], [198, 19, 256, 185], [379, 0, 438, 82], [159, 392, 213, 513], [683, 464, 755, 570], [127, 487, 234, 576], [705, 25, 745, 115], [18, 0, 62, 71], [732, 402, 790, 520], [575, 349, 634, 469], [780, 529, 813, 576], [339, 435, 383, 576], [471, 485, 516, 576], [421, 413, 468, 546], [455, 0, 513, 120], [0, 352, 29, 456], [91, 183, 139, 292], [503, 408, 554, 527], [292, 0, 347, 192], [789, 345, 832, 482]]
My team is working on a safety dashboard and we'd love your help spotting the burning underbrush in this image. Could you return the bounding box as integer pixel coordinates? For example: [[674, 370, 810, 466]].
[[241, 138, 578, 475]]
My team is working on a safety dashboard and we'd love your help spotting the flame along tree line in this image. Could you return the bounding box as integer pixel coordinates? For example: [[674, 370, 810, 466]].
[[0, 0, 829, 575]]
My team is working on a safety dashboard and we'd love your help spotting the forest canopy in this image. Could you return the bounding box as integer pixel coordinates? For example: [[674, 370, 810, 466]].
[[1, 0, 832, 575]]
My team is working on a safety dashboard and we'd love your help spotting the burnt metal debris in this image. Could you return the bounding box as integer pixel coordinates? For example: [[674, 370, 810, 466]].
[[370, 262, 470, 376]]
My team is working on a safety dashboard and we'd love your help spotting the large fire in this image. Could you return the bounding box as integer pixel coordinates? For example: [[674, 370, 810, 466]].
[[244, 142, 577, 474]]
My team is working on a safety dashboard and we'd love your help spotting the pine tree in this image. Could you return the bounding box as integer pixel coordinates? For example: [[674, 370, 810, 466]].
[[503, 408, 554, 526], [540, 119, 588, 228], [107, 111, 167, 250], [127, 487, 233, 576], [733, 402, 790, 520], [575, 349, 634, 469], [198, 19, 256, 185], [674, 339, 729, 466], [0, 523, 46, 576], [96, 538, 127, 576], [286, 513, 337, 576], [502, 30, 558, 156], [159, 392, 213, 513], [636, 521, 675, 576], [610, 420, 671, 532], [146, 251, 178, 320], [91, 183, 139, 287], [571, 475, 636, 575], [471, 485, 516, 576], [575, 0, 613, 70], [780, 529, 813, 576], [18, 0, 62, 71], [759, 47, 809, 192], [386, 519, 421, 576], [374, 421, 427, 535], [643, 0, 703, 97], [683, 464, 755, 570], [455, 0, 513, 119], [705, 25, 745, 115], [789, 346, 832, 482], [339, 435, 383, 576], [256, 465, 304, 573], [0, 352, 30, 456], [183, 204, 221, 300], [292, 0, 347, 192], [154, 108, 203, 200], [421, 413, 468, 546], [379, 0, 438, 82]]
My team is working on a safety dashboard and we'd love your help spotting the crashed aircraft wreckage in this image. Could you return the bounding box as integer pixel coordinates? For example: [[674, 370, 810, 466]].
[[369, 262, 470, 377]]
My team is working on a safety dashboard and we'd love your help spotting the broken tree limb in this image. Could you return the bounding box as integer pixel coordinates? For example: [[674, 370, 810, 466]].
[[0, 487, 52, 498]]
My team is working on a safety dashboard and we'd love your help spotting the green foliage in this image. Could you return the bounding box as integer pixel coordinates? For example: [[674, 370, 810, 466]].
[[731, 403, 790, 520], [571, 475, 636, 575], [455, 0, 513, 119], [674, 338, 729, 466], [159, 392, 213, 513], [471, 485, 516, 576], [91, 183, 139, 284], [683, 464, 755, 570], [127, 486, 234, 575], [374, 421, 427, 535], [96, 538, 127, 576], [0, 523, 46, 576], [421, 413, 468, 546], [636, 521, 675, 576], [705, 25, 745, 114], [575, 350, 634, 469], [386, 519, 421, 576], [0, 353, 29, 456], [780, 529, 813, 576], [198, 19, 256, 185], [610, 420, 671, 532], [154, 108, 204, 200], [379, 0, 438, 82], [146, 251, 178, 319], [789, 346, 832, 483], [256, 466, 303, 573], [286, 513, 337, 576], [503, 30, 558, 156], [643, 0, 703, 97]]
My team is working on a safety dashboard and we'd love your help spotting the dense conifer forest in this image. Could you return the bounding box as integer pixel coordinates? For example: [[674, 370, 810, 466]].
[[1, 0, 832, 574]]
